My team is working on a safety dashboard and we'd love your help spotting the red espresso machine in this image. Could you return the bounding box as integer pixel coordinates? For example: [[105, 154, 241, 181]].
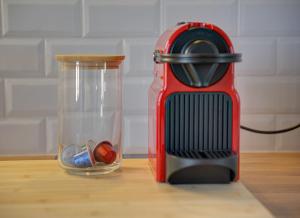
[[148, 22, 242, 184]]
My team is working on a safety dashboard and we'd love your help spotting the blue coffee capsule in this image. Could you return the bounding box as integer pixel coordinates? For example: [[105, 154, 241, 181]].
[[62, 144, 81, 166], [72, 143, 96, 168]]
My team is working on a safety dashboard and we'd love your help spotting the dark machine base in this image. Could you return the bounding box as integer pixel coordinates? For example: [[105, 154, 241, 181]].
[[166, 153, 238, 184]]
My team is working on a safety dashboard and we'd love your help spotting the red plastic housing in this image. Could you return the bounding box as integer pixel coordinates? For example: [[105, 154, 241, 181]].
[[148, 22, 240, 182]]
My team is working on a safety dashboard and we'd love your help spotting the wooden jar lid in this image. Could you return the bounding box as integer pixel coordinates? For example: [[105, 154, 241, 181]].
[[56, 54, 125, 69]]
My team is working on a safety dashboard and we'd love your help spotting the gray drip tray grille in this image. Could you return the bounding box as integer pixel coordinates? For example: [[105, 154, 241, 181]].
[[165, 92, 233, 159], [171, 150, 232, 159]]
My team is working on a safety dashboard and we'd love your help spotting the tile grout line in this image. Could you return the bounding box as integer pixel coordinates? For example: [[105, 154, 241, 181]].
[[274, 37, 278, 75], [160, 0, 165, 34], [0, 78, 4, 119], [274, 114, 281, 151], [81, 0, 86, 38], [3, 79, 10, 118], [0, 0, 5, 36], [236, 0, 241, 37], [43, 39, 48, 77]]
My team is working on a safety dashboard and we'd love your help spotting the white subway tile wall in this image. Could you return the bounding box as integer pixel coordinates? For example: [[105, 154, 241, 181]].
[[240, 114, 276, 151], [124, 115, 148, 154], [2, 0, 82, 37], [240, 0, 300, 36], [165, 0, 238, 36], [236, 76, 300, 114], [4, 79, 57, 117], [0, 79, 4, 118], [234, 38, 276, 75], [123, 77, 152, 114], [0, 119, 46, 154], [84, 0, 160, 37], [0, 0, 299, 155], [275, 115, 300, 151], [123, 38, 156, 76], [45, 117, 57, 154], [277, 38, 300, 75], [0, 39, 44, 77]]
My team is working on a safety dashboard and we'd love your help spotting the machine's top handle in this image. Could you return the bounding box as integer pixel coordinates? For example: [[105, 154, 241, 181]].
[[153, 51, 242, 64]]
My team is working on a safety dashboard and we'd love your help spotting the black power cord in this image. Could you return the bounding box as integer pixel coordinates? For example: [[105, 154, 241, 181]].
[[240, 123, 300, 134]]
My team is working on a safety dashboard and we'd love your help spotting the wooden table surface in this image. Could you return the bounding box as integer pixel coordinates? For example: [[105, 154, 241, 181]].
[[240, 153, 300, 218], [0, 153, 299, 218], [0, 157, 273, 218]]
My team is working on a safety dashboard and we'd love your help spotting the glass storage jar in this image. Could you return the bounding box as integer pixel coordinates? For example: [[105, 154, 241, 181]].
[[56, 55, 125, 175]]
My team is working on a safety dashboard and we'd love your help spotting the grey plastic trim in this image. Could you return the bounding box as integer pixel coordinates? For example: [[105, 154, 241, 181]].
[[166, 153, 238, 184]]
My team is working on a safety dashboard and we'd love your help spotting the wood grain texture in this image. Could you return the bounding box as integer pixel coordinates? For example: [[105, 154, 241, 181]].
[[0, 159, 273, 218], [240, 153, 300, 218], [56, 54, 125, 62], [0, 155, 56, 161]]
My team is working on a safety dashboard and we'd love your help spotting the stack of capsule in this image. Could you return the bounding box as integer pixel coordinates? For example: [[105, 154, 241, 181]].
[[62, 140, 117, 168]]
